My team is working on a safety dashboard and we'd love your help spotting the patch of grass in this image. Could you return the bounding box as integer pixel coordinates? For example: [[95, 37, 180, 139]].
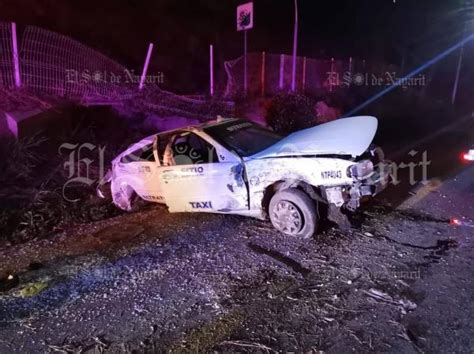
[[19, 281, 49, 297], [169, 311, 245, 353], [0, 114, 127, 245]]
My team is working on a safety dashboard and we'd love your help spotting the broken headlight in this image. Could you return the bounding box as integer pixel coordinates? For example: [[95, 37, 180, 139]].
[[347, 160, 374, 180]]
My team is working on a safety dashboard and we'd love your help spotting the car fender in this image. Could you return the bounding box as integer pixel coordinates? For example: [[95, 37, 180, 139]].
[[244, 157, 354, 210]]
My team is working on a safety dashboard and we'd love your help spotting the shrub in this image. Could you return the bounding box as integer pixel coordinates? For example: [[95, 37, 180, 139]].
[[0, 113, 128, 245], [265, 93, 316, 135]]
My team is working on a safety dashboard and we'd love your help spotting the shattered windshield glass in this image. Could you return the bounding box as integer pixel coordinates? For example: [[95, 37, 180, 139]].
[[204, 120, 282, 157]]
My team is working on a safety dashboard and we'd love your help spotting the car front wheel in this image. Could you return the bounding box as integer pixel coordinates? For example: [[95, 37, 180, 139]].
[[269, 188, 318, 239]]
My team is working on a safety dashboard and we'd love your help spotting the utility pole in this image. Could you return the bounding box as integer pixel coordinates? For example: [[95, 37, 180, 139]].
[[244, 30, 248, 95], [291, 0, 298, 92]]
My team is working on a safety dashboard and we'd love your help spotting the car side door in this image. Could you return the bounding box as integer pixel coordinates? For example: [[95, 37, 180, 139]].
[[156, 131, 248, 213], [114, 137, 164, 203]]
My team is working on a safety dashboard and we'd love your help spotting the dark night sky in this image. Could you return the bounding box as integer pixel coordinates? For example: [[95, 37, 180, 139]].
[[0, 0, 470, 92]]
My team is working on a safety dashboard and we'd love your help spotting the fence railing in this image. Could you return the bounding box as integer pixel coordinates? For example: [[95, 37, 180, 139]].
[[1, 22, 405, 115], [0, 23, 136, 103], [0, 23, 236, 120]]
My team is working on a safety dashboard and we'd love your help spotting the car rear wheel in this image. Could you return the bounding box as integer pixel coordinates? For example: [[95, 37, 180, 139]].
[[269, 188, 318, 239]]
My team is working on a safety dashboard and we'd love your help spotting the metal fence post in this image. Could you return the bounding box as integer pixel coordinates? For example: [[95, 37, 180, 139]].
[[302, 56, 306, 92], [279, 54, 285, 90], [139, 43, 154, 90], [11, 22, 21, 88], [291, 0, 298, 92], [329, 57, 334, 92], [210, 44, 214, 97], [261, 51, 265, 96]]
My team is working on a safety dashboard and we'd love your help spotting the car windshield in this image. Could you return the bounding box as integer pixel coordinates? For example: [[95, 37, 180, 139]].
[[204, 120, 282, 157]]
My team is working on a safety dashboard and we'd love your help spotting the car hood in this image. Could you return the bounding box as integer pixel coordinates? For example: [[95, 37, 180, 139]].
[[249, 116, 378, 159]]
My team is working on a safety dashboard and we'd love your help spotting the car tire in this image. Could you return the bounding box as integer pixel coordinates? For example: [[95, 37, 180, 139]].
[[112, 182, 141, 212], [269, 188, 318, 239], [128, 191, 144, 212]]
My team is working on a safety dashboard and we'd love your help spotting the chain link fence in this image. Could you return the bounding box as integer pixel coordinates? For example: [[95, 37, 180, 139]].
[[0, 23, 137, 103], [0, 23, 14, 89], [224, 52, 399, 97], [0, 22, 234, 120], [20, 26, 135, 103]]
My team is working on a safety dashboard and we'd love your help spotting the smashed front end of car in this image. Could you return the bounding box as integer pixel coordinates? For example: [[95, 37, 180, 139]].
[[335, 146, 391, 211], [249, 116, 391, 213]]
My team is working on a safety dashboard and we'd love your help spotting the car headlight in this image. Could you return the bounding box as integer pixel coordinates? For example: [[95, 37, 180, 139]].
[[463, 149, 474, 161], [347, 160, 374, 179]]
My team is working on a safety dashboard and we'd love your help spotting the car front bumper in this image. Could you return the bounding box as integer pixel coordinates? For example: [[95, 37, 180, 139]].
[[359, 160, 391, 196]]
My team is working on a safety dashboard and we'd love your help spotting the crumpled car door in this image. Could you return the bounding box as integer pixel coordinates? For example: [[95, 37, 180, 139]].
[[157, 130, 248, 213]]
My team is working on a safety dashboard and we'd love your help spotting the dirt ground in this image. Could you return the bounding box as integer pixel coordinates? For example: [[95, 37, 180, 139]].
[[1, 112, 474, 353], [0, 160, 473, 352]]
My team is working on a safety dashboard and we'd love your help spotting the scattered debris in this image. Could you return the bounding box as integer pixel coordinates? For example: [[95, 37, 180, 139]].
[[398, 299, 417, 312], [364, 288, 395, 304], [219, 340, 277, 353], [450, 217, 474, 228]]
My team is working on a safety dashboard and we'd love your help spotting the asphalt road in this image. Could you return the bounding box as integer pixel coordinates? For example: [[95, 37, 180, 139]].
[[398, 163, 474, 353]]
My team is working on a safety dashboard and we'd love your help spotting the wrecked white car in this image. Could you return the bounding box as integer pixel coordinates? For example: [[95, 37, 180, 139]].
[[98, 116, 389, 238]]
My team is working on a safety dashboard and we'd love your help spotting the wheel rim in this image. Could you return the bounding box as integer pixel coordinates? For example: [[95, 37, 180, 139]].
[[272, 200, 303, 235]]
